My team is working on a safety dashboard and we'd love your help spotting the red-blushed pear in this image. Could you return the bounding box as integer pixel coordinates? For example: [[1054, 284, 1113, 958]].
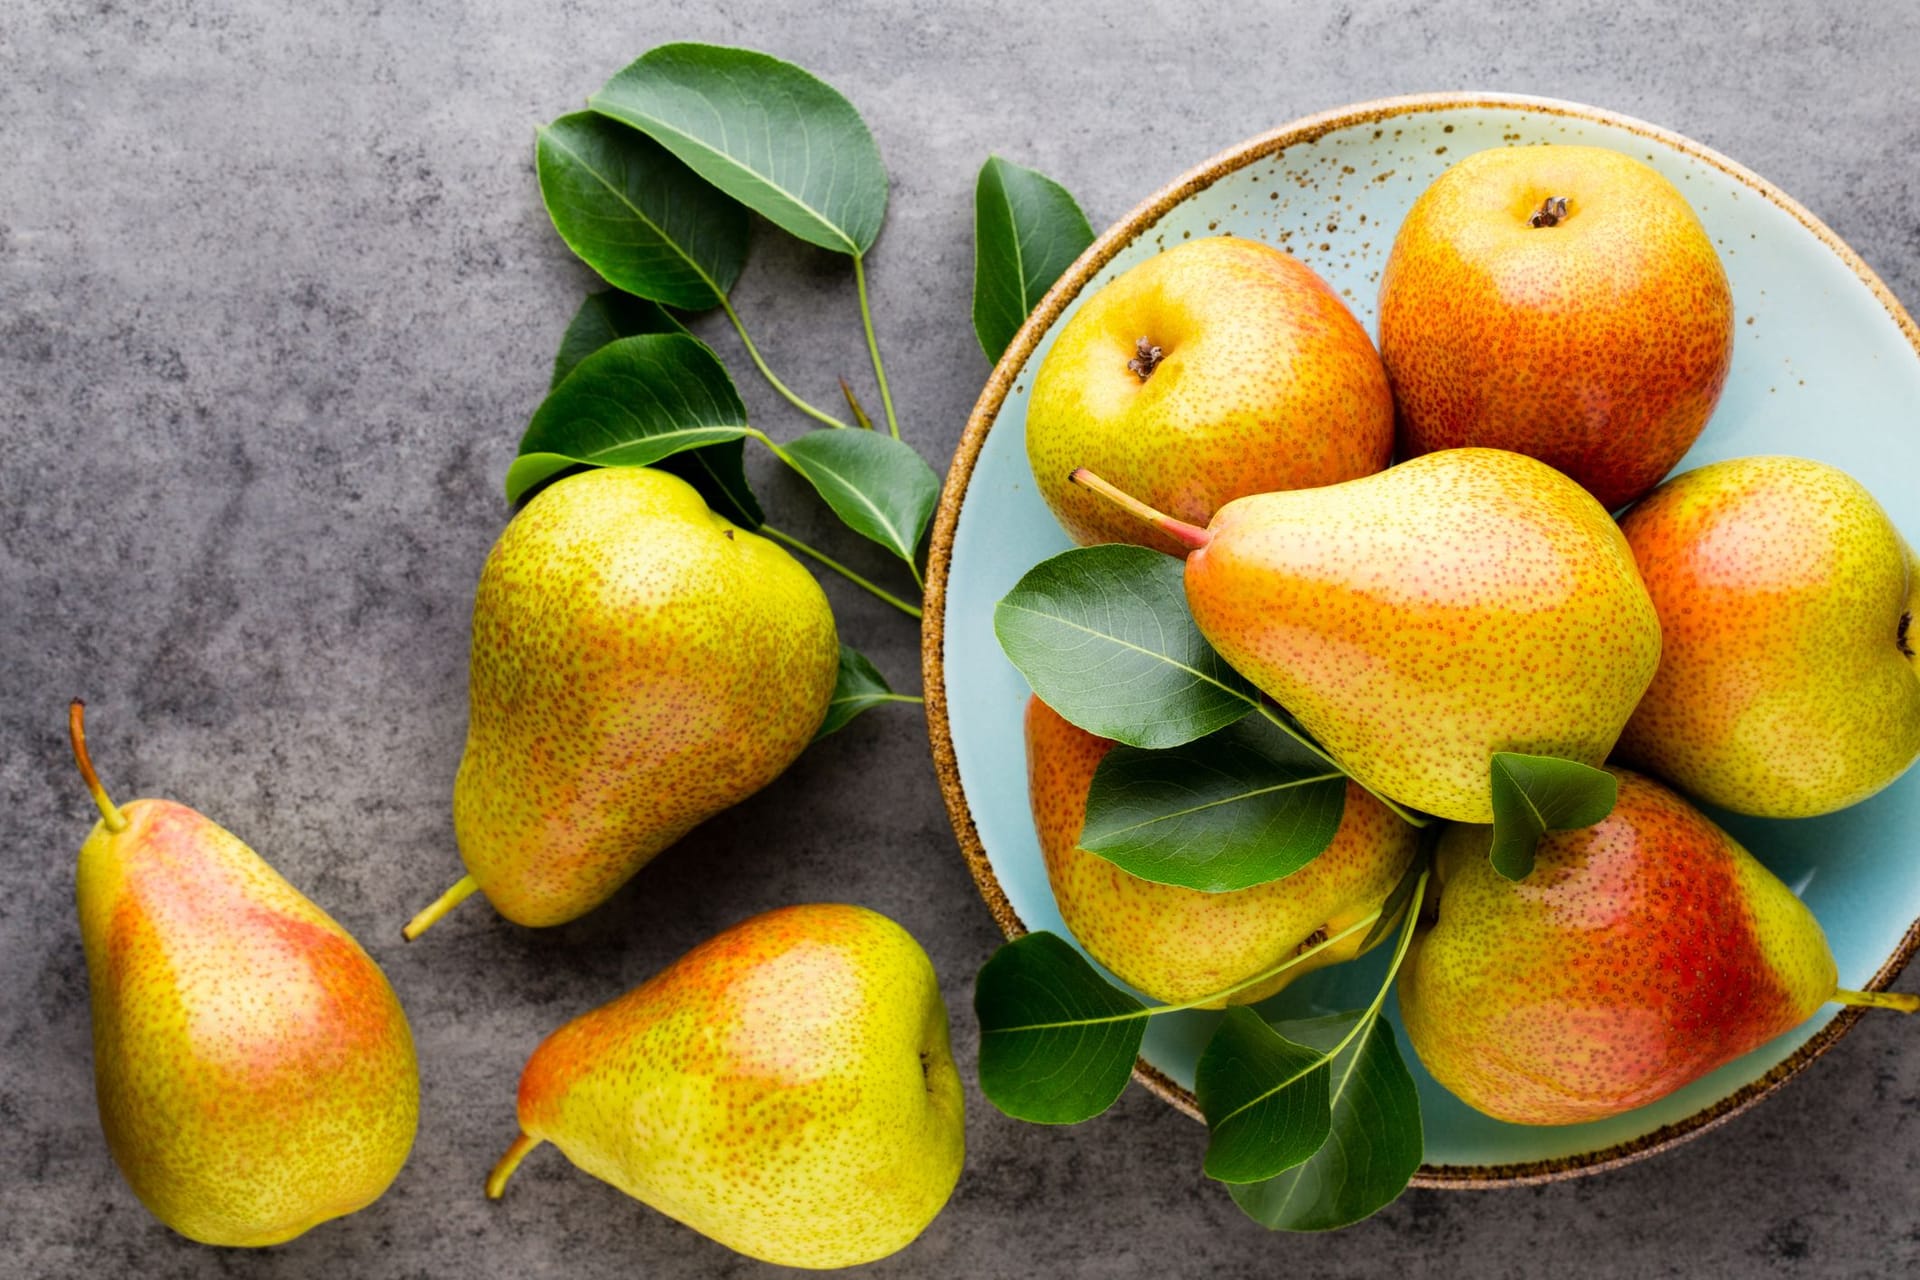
[[1025, 696, 1418, 1007], [68, 703, 418, 1247], [1617, 455, 1920, 817], [1069, 450, 1661, 823], [486, 904, 964, 1270], [1379, 145, 1734, 512], [1025, 236, 1393, 555], [1397, 768, 1916, 1126]]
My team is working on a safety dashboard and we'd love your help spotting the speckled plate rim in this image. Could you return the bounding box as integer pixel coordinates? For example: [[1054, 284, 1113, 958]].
[[920, 90, 1920, 1190]]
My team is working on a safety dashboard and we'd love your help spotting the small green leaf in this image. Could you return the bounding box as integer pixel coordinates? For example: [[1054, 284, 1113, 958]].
[[508, 333, 750, 505], [551, 290, 688, 391], [1196, 1008, 1332, 1183], [814, 645, 907, 738], [536, 112, 749, 310], [973, 156, 1095, 360], [838, 377, 876, 431], [994, 544, 1259, 749], [590, 43, 888, 256], [777, 429, 939, 566], [1080, 720, 1345, 892], [1228, 1012, 1423, 1232], [1487, 753, 1618, 880], [975, 932, 1146, 1124]]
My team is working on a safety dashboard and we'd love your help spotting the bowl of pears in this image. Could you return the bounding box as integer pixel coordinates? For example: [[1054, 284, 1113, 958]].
[[926, 92, 1920, 1224]]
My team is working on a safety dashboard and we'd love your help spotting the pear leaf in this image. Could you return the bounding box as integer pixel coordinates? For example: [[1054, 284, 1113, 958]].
[[814, 645, 910, 738], [507, 333, 751, 505], [1080, 718, 1345, 892], [973, 155, 1095, 360], [994, 544, 1259, 749], [975, 931, 1146, 1124], [590, 43, 887, 256], [777, 429, 939, 567], [536, 112, 749, 309], [1357, 841, 1430, 955], [1227, 1011, 1424, 1232], [1196, 1008, 1332, 1183], [1487, 752, 1618, 880], [551, 290, 688, 391]]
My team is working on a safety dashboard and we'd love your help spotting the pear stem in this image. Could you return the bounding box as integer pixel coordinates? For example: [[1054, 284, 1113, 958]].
[[1068, 469, 1211, 552], [1833, 987, 1920, 1014], [403, 875, 479, 941], [486, 1132, 545, 1200], [67, 701, 128, 834]]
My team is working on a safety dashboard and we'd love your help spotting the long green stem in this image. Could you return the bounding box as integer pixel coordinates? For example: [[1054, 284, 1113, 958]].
[[852, 254, 900, 440], [761, 525, 922, 620], [720, 298, 852, 430], [1253, 703, 1431, 828], [1321, 868, 1430, 1063]]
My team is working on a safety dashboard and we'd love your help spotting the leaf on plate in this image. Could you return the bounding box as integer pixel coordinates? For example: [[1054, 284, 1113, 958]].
[[814, 645, 907, 738], [1195, 1007, 1332, 1184], [590, 43, 888, 256], [974, 931, 1146, 1124], [551, 290, 689, 391], [536, 112, 749, 309], [777, 428, 939, 566], [1080, 720, 1345, 892], [1227, 1011, 1423, 1232], [972, 155, 1095, 360], [993, 544, 1258, 749], [1487, 752, 1618, 881]]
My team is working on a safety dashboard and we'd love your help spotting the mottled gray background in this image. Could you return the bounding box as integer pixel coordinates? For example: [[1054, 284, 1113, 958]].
[[4, 1, 1919, 1276]]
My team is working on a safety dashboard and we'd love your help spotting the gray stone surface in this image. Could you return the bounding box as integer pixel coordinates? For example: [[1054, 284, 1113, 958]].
[[4, 1, 1919, 1275]]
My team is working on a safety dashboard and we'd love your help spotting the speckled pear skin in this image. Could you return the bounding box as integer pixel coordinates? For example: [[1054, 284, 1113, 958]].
[[1379, 145, 1733, 512], [454, 467, 839, 927], [1617, 456, 1920, 818], [508, 904, 964, 1270], [1025, 697, 1419, 1007], [1398, 769, 1838, 1126], [77, 798, 419, 1246], [1184, 448, 1662, 823], [1026, 236, 1393, 555]]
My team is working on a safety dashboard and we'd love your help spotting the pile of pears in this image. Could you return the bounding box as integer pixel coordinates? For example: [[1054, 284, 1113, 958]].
[[1021, 145, 1920, 1128]]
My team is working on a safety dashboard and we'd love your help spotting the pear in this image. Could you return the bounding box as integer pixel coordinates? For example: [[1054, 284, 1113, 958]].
[[486, 904, 965, 1269], [1073, 448, 1661, 822], [1398, 767, 1916, 1126], [1026, 696, 1418, 1006], [1026, 236, 1393, 555], [68, 703, 418, 1246], [1617, 455, 1920, 817], [407, 467, 840, 937]]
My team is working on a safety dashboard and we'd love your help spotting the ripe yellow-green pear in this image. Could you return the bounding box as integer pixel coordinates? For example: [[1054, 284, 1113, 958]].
[[69, 704, 418, 1247], [1618, 455, 1920, 817], [486, 904, 964, 1270], [1072, 449, 1661, 823], [1026, 236, 1393, 555], [1399, 768, 1917, 1126], [406, 467, 840, 937], [1026, 696, 1417, 1005]]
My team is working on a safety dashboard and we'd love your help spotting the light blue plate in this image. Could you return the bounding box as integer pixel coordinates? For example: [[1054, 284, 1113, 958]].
[[925, 94, 1920, 1180]]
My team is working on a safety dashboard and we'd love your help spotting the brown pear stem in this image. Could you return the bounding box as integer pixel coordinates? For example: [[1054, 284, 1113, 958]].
[[1833, 987, 1920, 1014], [68, 701, 128, 834], [1068, 469, 1212, 552], [403, 874, 479, 941], [486, 1132, 544, 1200]]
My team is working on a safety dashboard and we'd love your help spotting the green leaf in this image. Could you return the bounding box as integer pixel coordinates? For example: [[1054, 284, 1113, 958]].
[[994, 544, 1259, 749], [536, 112, 749, 310], [974, 932, 1146, 1124], [590, 43, 887, 256], [1080, 719, 1345, 892], [1357, 842, 1429, 955], [1227, 1012, 1423, 1232], [551, 290, 688, 391], [972, 156, 1095, 360], [777, 429, 939, 566], [1487, 752, 1618, 881], [814, 645, 907, 738], [1196, 1008, 1332, 1184], [507, 333, 750, 505]]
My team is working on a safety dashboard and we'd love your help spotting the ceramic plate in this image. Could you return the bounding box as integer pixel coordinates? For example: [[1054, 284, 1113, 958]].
[[923, 93, 1920, 1184]]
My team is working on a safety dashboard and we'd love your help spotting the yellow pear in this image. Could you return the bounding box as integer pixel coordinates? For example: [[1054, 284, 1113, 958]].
[[486, 904, 964, 1269], [69, 704, 418, 1246], [407, 467, 840, 936]]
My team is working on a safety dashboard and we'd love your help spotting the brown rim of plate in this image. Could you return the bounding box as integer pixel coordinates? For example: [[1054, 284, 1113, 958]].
[[919, 91, 1920, 1189]]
